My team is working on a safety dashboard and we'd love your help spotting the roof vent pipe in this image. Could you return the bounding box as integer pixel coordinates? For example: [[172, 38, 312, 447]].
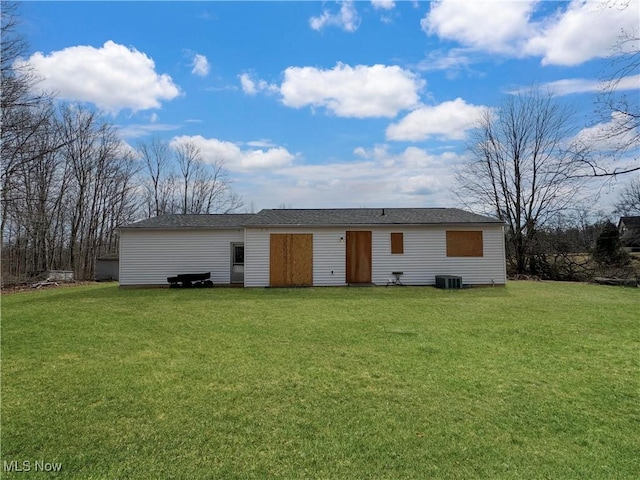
[[382, 208, 385, 216]]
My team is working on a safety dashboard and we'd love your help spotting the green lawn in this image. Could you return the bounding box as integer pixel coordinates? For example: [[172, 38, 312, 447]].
[[1, 282, 638, 479]]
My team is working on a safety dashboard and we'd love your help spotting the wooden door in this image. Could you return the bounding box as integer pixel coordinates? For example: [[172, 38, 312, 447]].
[[346, 231, 372, 284], [270, 234, 313, 287]]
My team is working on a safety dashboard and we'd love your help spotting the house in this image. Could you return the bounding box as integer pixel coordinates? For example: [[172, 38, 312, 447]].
[[119, 208, 506, 287], [618, 216, 640, 252]]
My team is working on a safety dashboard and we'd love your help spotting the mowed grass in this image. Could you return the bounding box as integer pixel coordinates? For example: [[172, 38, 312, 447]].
[[1, 282, 638, 479]]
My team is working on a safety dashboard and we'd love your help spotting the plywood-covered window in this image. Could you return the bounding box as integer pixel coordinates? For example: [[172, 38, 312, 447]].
[[446, 231, 483, 257], [391, 233, 404, 254]]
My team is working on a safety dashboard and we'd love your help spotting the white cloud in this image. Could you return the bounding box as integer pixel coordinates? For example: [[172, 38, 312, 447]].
[[525, 0, 640, 66], [310, 1, 360, 32], [116, 122, 181, 140], [573, 110, 639, 178], [191, 53, 210, 77], [239, 73, 257, 95], [538, 78, 604, 96], [353, 144, 455, 170], [233, 146, 462, 209], [241, 148, 297, 170], [239, 73, 278, 96], [243, 63, 423, 117], [280, 63, 424, 118], [604, 74, 640, 92], [422, 0, 640, 66], [416, 48, 474, 73], [246, 139, 278, 148], [401, 174, 443, 196], [19, 41, 181, 114], [511, 74, 640, 96], [118, 140, 138, 159], [170, 135, 297, 172], [371, 0, 395, 10], [422, 0, 536, 55], [575, 111, 639, 152], [372, 0, 397, 24], [386, 98, 486, 141]]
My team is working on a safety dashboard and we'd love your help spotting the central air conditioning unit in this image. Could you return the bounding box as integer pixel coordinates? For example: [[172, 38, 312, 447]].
[[435, 275, 462, 289]]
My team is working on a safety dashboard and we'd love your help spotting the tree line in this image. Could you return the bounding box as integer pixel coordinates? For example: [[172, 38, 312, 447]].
[[1, 4, 242, 283]]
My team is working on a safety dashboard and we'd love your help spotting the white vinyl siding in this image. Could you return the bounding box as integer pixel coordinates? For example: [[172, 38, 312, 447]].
[[119, 228, 244, 286], [244, 225, 506, 287], [371, 226, 506, 286]]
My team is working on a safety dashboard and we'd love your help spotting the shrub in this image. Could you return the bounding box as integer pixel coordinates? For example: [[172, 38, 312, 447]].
[[592, 221, 629, 267]]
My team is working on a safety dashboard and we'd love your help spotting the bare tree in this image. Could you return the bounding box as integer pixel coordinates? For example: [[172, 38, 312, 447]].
[[457, 90, 586, 274], [574, 2, 639, 177], [137, 137, 176, 216], [2, 101, 140, 282], [0, 112, 133, 280], [50, 105, 139, 279], [532, 210, 603, 282], [1, 2, 38, 112], [139, 138, 243, 217], [615, 176, 640, 215], [1, 2, 62, 249], [189, 151, 243, 214], [175, 140, 202, 214]]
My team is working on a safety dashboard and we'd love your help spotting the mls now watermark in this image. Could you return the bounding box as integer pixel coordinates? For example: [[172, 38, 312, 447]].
[[4, 460, 62, 473]]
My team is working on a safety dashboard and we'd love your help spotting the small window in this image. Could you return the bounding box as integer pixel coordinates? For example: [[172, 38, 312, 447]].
[[446, 231, 483, 257], [391, 233, 404, 254], [233, 245, 245, 265]]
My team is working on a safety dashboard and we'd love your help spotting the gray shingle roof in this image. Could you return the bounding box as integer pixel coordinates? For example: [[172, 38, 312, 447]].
[[619, 216, 640, 229], [244, 208, 502, 226], [120, 214, 255, 230], [121, 208, 502, 230]]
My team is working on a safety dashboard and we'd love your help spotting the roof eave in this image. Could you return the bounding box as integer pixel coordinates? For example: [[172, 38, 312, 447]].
[[244, 221, 505, 228], [119, 225, 246, 231]]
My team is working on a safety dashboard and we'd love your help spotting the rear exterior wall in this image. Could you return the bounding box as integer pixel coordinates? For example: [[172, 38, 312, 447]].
[[119, 228, 244, 286], [244, 225, 506, 287]]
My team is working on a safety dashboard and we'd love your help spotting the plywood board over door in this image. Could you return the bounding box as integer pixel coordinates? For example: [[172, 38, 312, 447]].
[[269, 234, 313, 287], [346, 231, 372, 284]]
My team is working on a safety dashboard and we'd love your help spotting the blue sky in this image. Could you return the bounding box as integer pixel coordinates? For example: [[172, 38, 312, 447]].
[[18, 0, 640, 211]]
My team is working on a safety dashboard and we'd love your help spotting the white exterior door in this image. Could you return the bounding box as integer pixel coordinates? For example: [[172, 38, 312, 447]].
[[230, 243, 244, 284]]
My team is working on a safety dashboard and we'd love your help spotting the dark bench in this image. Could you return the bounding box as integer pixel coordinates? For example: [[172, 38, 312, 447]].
[[167, 272, 213, 288]]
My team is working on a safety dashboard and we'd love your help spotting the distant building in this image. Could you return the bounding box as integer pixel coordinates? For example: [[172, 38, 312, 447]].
[[618, 216, 640, 253], [95, 254, 119, 281]]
